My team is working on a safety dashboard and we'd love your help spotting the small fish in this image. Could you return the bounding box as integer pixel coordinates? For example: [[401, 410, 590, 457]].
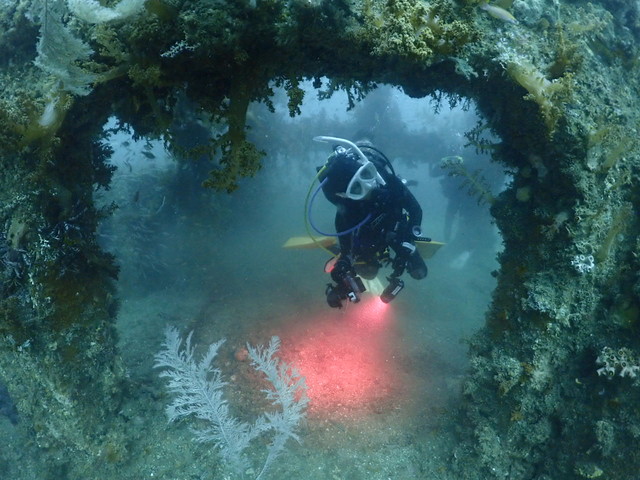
[[141, 151, 156, 159], [479, 1, 518, 24]]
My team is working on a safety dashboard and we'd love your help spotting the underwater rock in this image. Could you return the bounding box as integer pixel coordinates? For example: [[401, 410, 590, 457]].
[[0, 382, 18, 425], [0, 0, 639, 478]]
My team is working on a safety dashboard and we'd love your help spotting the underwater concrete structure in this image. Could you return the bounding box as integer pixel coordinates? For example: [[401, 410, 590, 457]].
[[0, 0, 639, 478]]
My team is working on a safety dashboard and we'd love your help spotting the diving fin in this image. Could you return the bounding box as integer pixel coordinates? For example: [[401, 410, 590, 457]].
[[414, 239, 445, 259], [283, 235, 444, 259], [360, 275, 385, 296], [282, 235, 336, 249]]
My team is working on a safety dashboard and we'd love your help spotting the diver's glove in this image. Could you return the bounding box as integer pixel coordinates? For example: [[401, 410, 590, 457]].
[[391, 241, 416, 277]]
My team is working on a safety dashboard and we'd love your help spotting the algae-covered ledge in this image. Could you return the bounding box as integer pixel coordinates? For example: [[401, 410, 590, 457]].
[[0, 0, 639, 478]]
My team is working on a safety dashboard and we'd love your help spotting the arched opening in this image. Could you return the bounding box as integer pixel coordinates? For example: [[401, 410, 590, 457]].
[[92, 81, 507, 477]]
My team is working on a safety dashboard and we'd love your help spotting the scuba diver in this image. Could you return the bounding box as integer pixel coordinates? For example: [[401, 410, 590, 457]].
[[311, 136, 428, 308]]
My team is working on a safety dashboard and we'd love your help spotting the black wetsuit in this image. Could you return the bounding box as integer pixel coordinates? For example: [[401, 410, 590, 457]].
[[320, 146, 427, 280]]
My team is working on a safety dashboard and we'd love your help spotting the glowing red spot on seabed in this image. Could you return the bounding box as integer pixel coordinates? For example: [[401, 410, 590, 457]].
[[279, 297, 405, 417]]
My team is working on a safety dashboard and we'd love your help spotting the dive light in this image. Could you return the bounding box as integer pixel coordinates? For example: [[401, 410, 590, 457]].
[[380, 277, 404, 304]]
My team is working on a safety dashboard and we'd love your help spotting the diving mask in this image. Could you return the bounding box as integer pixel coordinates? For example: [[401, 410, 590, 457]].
[[342, 160, 386, 201], [313, 136, 386, 201]]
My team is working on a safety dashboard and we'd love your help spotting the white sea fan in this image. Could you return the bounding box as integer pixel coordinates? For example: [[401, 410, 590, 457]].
[[155, 328, 308, 479], [247, 336, 309, 480], [35, 0, 96, 95], [154, 327, 254, 472]]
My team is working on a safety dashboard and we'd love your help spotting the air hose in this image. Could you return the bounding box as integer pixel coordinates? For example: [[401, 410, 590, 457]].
[[303, 164, 372, 257]]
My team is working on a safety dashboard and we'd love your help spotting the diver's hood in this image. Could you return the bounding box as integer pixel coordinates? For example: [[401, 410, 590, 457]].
[[314, 136, 386, 201]]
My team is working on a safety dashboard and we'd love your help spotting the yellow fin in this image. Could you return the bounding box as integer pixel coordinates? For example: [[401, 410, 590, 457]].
[[415, 240, 445, 259], [360, 275, 385, 296], [284, 236, 445, 259], [282, 236, 336, 249]]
